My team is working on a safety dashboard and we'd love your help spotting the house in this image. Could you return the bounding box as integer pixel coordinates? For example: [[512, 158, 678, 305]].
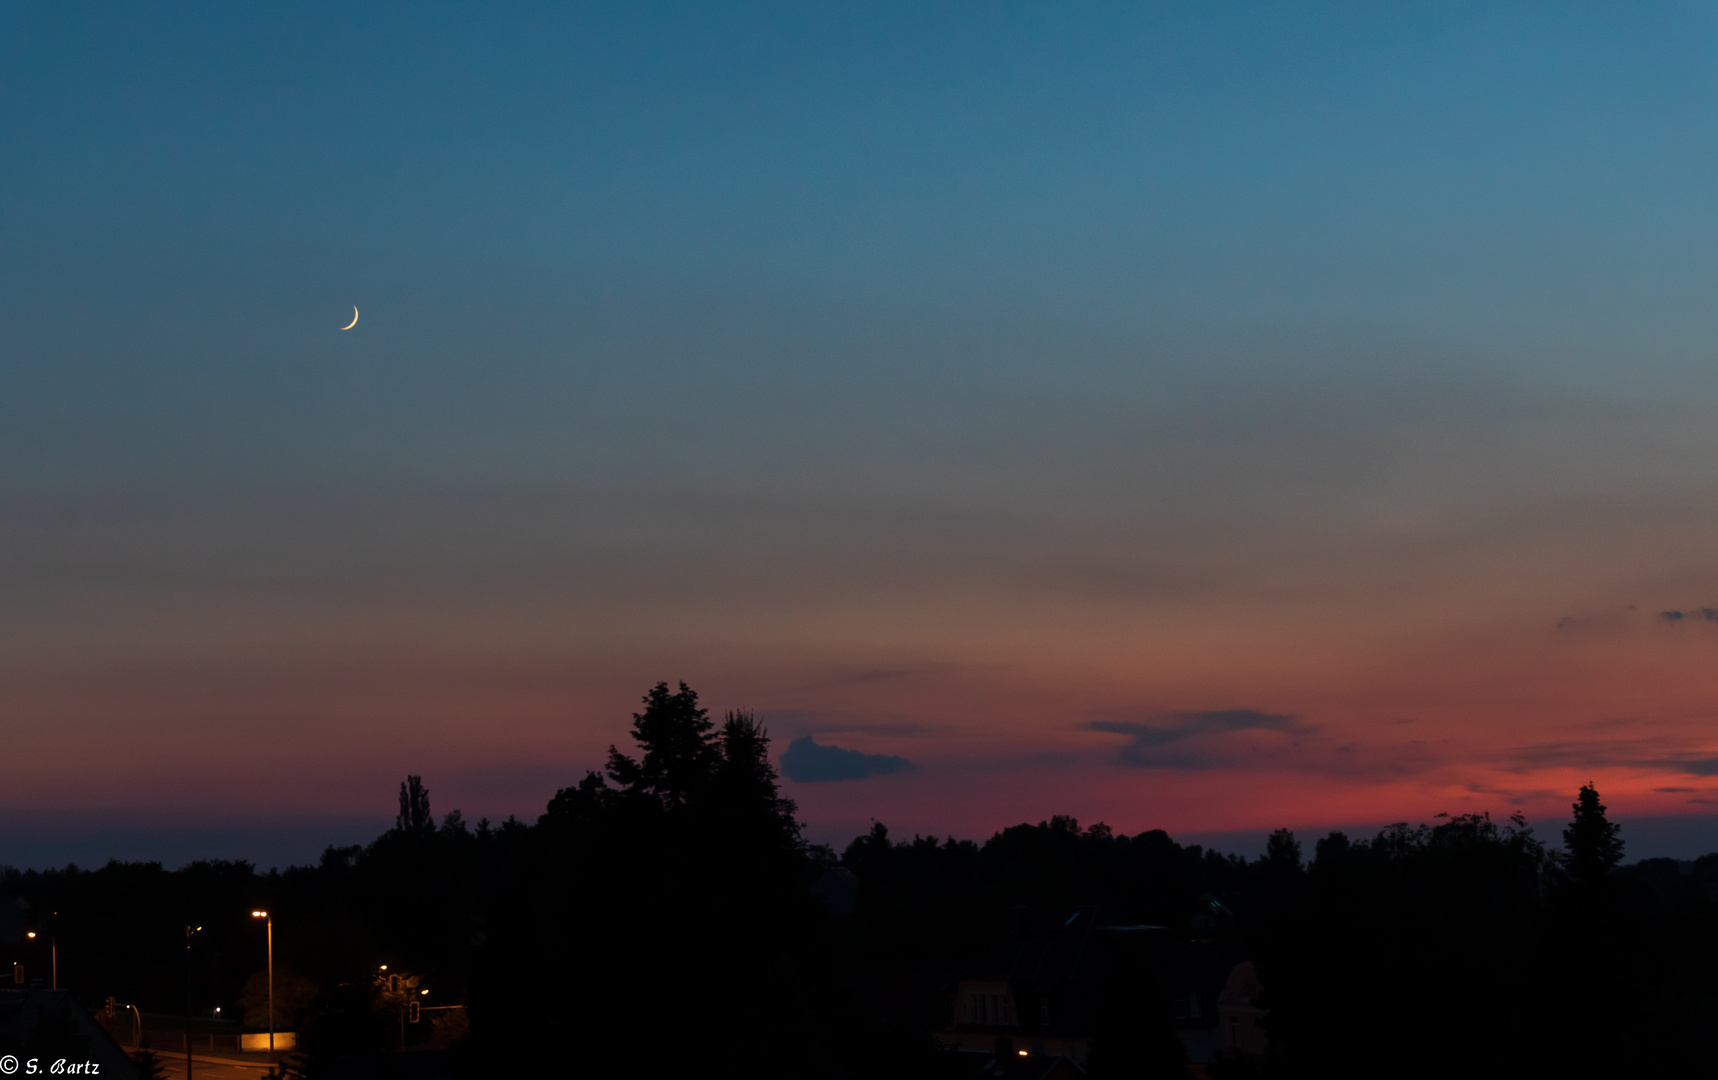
[[936, 906, 1234, 1071], [0, 989, 140, 1080], [1215, 962, 1269, 1058]]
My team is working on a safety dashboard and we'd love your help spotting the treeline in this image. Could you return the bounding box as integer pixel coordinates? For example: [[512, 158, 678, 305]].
[[5, 683, 1718, 1078], [1260, 808, 1718, 1078]]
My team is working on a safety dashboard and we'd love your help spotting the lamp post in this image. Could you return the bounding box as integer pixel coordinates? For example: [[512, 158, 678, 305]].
[[380, 965, 404, 1051], [25, 930, 57, 991], [251, 911, 273, 1054], [185, 925, 201, 1080]]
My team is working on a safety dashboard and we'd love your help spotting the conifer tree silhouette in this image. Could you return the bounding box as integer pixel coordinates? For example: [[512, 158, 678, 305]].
[[604, 681, 718, 807], [1562, 782, 1623, 882]]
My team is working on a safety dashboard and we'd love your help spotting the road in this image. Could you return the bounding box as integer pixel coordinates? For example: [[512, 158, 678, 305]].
[[152, 1054, 278, 1080]]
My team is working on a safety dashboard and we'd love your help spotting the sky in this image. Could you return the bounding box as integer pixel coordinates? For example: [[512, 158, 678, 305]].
[[6, 2, 1718, 867]]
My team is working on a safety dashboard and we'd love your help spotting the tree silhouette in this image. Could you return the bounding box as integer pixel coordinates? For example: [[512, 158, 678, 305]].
[[21, 693, 1718, 1079], [1265, 828, 1302, 873], [1562, 782, 1623, 883], [465, 681, 832, 1078], [395, 775, 432, 835], [1266, 812, 1554, 1080], [604, 681, 719, 807], [710, 709, 802, 856]]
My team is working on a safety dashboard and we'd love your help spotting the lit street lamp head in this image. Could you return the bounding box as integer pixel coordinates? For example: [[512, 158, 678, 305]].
[[25, 932, 34, 939], [251, 911, 268, 918]]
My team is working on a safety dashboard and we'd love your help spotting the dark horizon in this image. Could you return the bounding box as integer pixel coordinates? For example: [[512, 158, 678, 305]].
[[7, 795, 1718, 876]]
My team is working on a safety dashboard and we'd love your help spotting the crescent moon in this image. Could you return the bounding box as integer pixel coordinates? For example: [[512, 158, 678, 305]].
[[341, 306, 359, 330]]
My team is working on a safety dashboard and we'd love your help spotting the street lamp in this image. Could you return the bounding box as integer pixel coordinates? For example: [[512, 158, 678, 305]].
[[251, 911, 274, 1054], [26, 931, 58, 991], [185, 925, 202, 1080]]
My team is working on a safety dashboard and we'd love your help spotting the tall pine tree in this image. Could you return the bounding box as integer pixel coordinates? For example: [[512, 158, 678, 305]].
[[1562, 782, 1623, 883]]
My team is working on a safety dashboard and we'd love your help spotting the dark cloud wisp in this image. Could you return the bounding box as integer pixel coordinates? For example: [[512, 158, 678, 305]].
[[1089, 709, 1311, 771], [1657, 757, 1718, 776], [1658, 608, 1718, 623], [779, 736, 914, 783]]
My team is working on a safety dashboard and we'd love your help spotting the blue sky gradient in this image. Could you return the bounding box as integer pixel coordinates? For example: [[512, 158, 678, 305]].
[[7, 3, 1718, 865]]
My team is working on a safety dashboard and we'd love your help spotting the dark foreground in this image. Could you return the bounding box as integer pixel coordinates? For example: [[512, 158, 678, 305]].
[[4, 684, 1716, 1079]]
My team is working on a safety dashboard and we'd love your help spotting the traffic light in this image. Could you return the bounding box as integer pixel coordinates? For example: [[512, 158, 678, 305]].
[[12, 963, 22, 985], [407, 1000, 420, 1023]]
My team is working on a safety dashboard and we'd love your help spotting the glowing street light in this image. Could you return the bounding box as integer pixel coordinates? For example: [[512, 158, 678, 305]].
[[251, 911, 275, 1054], [22, 928, 57, 991]]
